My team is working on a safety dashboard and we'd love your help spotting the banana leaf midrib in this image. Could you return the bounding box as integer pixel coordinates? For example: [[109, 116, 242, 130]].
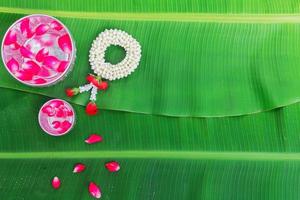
[[2, 7, 300, 23], [1, 151, 300, 161]]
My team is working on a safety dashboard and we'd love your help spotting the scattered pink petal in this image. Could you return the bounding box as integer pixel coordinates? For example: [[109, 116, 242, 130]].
[[38, 66, 51, 77], [67, 110, 74, 116], [22, 60, 41, 75], [36, 48, 49, 62], [105, 161, 120, 172], [73, 163, 86, 173], [35, 24, 50, 35], [52, 176, 60, 189], [50, 21, 63, 31], [20, 18, 34, 38], [41, 105, 55, 116], [20, 46, 34, 59], [55, 108, 65, 118], [15, 70, 34, 81], [52, 121, 61, 129], [6, 58, 19, 73], [88, 182, 101, 199], [33, 78, 47, 84], [58, 34, 72, 53], [57, 61, 68, 72], [4, 30, 17, 45], [61, 121, 71, 130], [43, 56, 60, 69], [85, 134, 103, 144]]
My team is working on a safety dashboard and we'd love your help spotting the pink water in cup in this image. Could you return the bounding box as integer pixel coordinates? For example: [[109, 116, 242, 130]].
[[1, 14, 76, 86], [39, 99, 75, 136]]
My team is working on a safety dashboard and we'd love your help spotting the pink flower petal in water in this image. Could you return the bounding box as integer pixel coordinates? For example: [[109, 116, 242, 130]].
[[52, 121, 61, 129], [6, 58, 19, 73], [22, 61, 41, 75], [33, 78, 47, 84], [4, 30, 17, 45], [9, 42, 20, 50], [35, 24, 50, 35], [58, 34, 72, 53], [61, 121, 71, 130], [67, 110, 74, 116], [88, 182, 101, 199], [15, 70, 34, 81], [38, 66, 51, 77], [85, 134, 103, 144], [49, 100, 64, 108], [41, 105, 55, 117], [36, 48, 49, 62], [73, 163, 86, 173], [50, 21, 63, 31], [20, 18, 34, 38], [43, 56, 60, 69], [105, 161, 120, 172], [57, 61, 68, 73], [20, 46, 34, 59], [55, 108, 65, 118], [52, 176, 61, 189]]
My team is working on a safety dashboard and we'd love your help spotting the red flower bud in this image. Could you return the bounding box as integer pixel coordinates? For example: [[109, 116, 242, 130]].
[[86, 74, 95, 83], [98, 81, 108, 90], [86, 102, 98, 115], [65, 88, 78, 97]]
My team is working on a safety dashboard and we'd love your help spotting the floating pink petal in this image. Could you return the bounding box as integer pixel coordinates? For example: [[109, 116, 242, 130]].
[[4, 30, 17, 45], [41, 105, 55, 116], [36, 48, 49, 62], [20, 46, 34, 59], [57, 61, 68, 72], [52, 176, 60, 189], [50, 21, 63, 31], [58, 34, 72, 53], [43, 56, 60, 69], [35, 24, 50, 35], [105, 161, 120, 172], [20, 18, 34, 38], [61, 121, 72, 129], [55, 108, 65, 118], [15, 70, 34, 81], [7, 58, 19, 73], [33, 78, 47, 84], [73, 163, 86, 173], [22, 60, 41, 75], [52, 121, 61, 129], [38, 66, 51, 77], [49, 100, 64, 108], [9, 42, 20, 50], [85, 134, 103, 144], [88, 182, 101, 199]]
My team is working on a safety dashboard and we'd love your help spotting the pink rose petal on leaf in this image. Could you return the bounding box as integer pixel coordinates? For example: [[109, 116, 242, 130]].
[[22, 61, 41, 75], [7, 58, 19, 73], [20, 18, 34, 38], [36, 48, 49, 62], [52, 121, 61, 129], [105, 161, 120, 172], [35, 24, 50, 35], [33, 78, 47, 84], [85, 134, 103, 144], [57, 61, 68, 72], [88, 182, 101, 199], [50, 21, 63, 31], [4, 30, 17, 45], [52, 176, 61, 189], [20, 46, 34, 59], [43, 56, 60, 69], [38, 66, 51, 77], [73, 163, 86, 173], [15, 70, 33, 81], [58, 34, 72, 53]]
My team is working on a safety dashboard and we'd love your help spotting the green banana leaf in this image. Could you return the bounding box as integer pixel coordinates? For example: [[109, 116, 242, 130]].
[[1, 0, 300, 199]]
